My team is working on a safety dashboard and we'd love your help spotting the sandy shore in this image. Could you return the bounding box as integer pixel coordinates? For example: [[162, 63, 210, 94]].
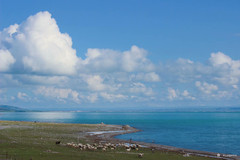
[[85, 124, 240, 160]]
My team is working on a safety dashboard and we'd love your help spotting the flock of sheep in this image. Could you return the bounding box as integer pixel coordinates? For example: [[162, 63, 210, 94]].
[[65, 142, 144, 158]]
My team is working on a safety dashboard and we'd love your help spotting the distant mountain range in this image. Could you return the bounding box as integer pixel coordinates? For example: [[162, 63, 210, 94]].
[[1, 104, 240, 112], [0, 105, 30, 112]]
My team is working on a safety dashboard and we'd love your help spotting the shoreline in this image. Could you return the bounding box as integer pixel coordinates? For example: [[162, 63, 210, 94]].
[[85, 124, 240, 160], [0, 120, 239, 160]]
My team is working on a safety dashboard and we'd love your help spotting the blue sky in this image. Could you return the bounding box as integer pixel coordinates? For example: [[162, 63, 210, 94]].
[[0, 0, 240, 110]]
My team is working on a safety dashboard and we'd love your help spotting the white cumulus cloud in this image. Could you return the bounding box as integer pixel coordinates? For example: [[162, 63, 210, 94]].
[[79, 48, 121, 72], [122, 45, 154, 72], [130, 82, 154, 96], [0, 11, 78, 75], [85, 75, 107, 91], [17, 92, 29, 101], [0, 49, 15, 72], [209, 52, 232, 66], [100, 92, 127, 102], [36, 86, 80, 103], [209, 52, 240, 86], [130, 72, 160, 82], [195, 81, 218, 94], [168, 88, 178, 100], [87, 93, 98, 103], [79, 45, 154, 73], [167, 88, 195, 100]]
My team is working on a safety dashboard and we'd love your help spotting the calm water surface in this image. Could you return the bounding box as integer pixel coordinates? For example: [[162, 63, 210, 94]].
[[0, 112, 239, 155]]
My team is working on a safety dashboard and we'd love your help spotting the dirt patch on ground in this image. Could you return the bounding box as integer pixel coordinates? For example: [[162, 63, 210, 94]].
[[0, 125, 32, 130]]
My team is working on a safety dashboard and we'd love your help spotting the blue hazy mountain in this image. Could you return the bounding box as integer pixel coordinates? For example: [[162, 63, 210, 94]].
[[0, 105, 30, 112]]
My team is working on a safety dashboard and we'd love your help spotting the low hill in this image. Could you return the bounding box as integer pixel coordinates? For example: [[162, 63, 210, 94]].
[[0, 105, 28, 112]]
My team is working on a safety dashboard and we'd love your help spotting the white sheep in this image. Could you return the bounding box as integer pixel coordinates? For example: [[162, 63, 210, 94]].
[[138, 153, 144, 158]]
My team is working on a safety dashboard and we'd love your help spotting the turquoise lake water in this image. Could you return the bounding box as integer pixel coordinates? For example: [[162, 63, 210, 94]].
[[0, 112, 239, 155]]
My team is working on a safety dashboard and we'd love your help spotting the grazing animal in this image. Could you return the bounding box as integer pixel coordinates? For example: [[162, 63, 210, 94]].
[[126, 148, 131, 152], [55, 141, 61, 145], [138, 153, 144, 158], [183, 153, 190, 157], [151, 148, 155, 153], [97, 145, 103, 149], [78, 143, 83, 148], [131, 144, 136, 149]]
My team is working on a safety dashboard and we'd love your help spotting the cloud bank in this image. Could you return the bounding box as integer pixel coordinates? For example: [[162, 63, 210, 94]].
[[0, 11, 240, 108]]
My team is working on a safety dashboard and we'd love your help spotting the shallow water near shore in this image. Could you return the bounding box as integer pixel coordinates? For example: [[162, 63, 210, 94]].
[[0, 112, 240, 155]]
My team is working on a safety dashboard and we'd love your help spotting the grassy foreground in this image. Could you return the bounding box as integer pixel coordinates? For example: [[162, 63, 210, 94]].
[[0, 121, 217, 160]]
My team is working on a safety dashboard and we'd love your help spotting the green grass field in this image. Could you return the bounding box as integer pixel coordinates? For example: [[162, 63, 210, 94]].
[[0, 121, 217, 160]]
